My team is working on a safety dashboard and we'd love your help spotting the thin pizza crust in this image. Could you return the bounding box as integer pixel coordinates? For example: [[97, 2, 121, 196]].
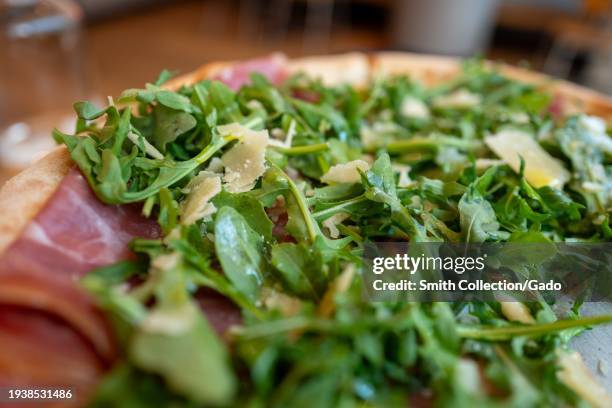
[[1, 52, 611, 255], [0, 146, 72, 253], [287, 52, 370, 87]]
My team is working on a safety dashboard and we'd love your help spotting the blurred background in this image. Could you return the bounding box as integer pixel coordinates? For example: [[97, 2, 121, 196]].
[[0, 0, 611, 183]]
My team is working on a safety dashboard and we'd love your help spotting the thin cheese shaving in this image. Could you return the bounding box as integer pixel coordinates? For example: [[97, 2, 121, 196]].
[[500, 301, 535, 324], [392, 164, 413, 188], [557, 351, 612, 408], [140, 303, 197, 335], [260, 287, 302, 317], [359, 125, 378, 150], [206, 157, 224, 173], [485, 129, 570, 188], [401, 96, 430, 119], [287, 53, 369, 86], [320, 160, 370, 184], [322, 212, 350, 238], [433, 89, 482, 109], [180, 172, 222, 225], [455, 358, 480, 394], [267, 120, 296, 148], [151, 252, 180, 271], [218, 123, 269, 193]]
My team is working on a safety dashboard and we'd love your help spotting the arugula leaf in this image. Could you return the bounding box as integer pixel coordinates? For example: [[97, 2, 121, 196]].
[[130, 301, 235, 405], [156, 90, 193, 112], [214, 207, 266, 300], [362, 153, 428, 241], [74, 101, 109, 120], [459, 167, 511, 244], [459, 188, 509, 242], [213, 191, 274, 241], [271, 242, 323, 299], [56, 124, 237, 204], [152, 105, 197, 151]]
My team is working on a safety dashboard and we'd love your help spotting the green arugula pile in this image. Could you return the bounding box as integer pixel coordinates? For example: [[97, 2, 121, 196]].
[[55, 61, 612, 407]]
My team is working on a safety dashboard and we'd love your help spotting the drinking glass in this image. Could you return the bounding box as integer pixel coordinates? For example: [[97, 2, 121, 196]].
[[0, 0, 85, 176]]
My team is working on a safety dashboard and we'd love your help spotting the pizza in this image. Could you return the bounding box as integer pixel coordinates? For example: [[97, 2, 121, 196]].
[[0, 52, 611, 407]]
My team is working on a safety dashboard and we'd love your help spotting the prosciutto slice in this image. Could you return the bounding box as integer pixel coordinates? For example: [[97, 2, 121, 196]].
[[2, 169, 160, 277], [0, 306, 105, 407], [213, 53, 287, 90], [0, 168, 160, 401]]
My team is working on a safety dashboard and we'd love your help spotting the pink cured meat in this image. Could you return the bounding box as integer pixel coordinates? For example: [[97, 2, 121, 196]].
[[1, 169, 160, 277], [213, 53, 287, 90], [195, 288, 242, 339], [0, 306, 106, 407], [0, 167, 159, 394]]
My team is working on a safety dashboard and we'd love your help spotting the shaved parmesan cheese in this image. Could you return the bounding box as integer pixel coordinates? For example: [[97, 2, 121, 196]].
[[360, 125, 378, 150], [261, 287, 302, 316], [393, 164, 413, 187], [433, 89, 481, 109], [500, 302, 535, 324], [141, 303, 197, 335], [287, 53, 369, 86], [206, 157, 224, 173], [360, 122, 404, 150], [151, 252, 180, 271], [270, 128, 285, 140], [322, 212, 350, 238], [485, 129, 570, 188], [284, 120, 296, 147], [217, 122, 265, 139], [557, 351, 612, 408], [456, 358, 480, 394], [246, 99, 264, 111], [582, 181, 605, 192], [267, 120, 296, 148], [401, 96, 430, 119], [163, 228, 182, 244], [398, 172, 412, 188], [218, 123, 269, 193], [267, 138, 286, 148], [180, 172, 222, 225], [409, 195, 422, 208], [509, 112, 530, 124], [321, 160, 370, 184]]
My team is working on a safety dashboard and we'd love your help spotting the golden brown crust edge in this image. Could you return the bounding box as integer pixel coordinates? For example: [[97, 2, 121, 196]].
[[0, 146, 73, 253], [1, 52, 611, 255]]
